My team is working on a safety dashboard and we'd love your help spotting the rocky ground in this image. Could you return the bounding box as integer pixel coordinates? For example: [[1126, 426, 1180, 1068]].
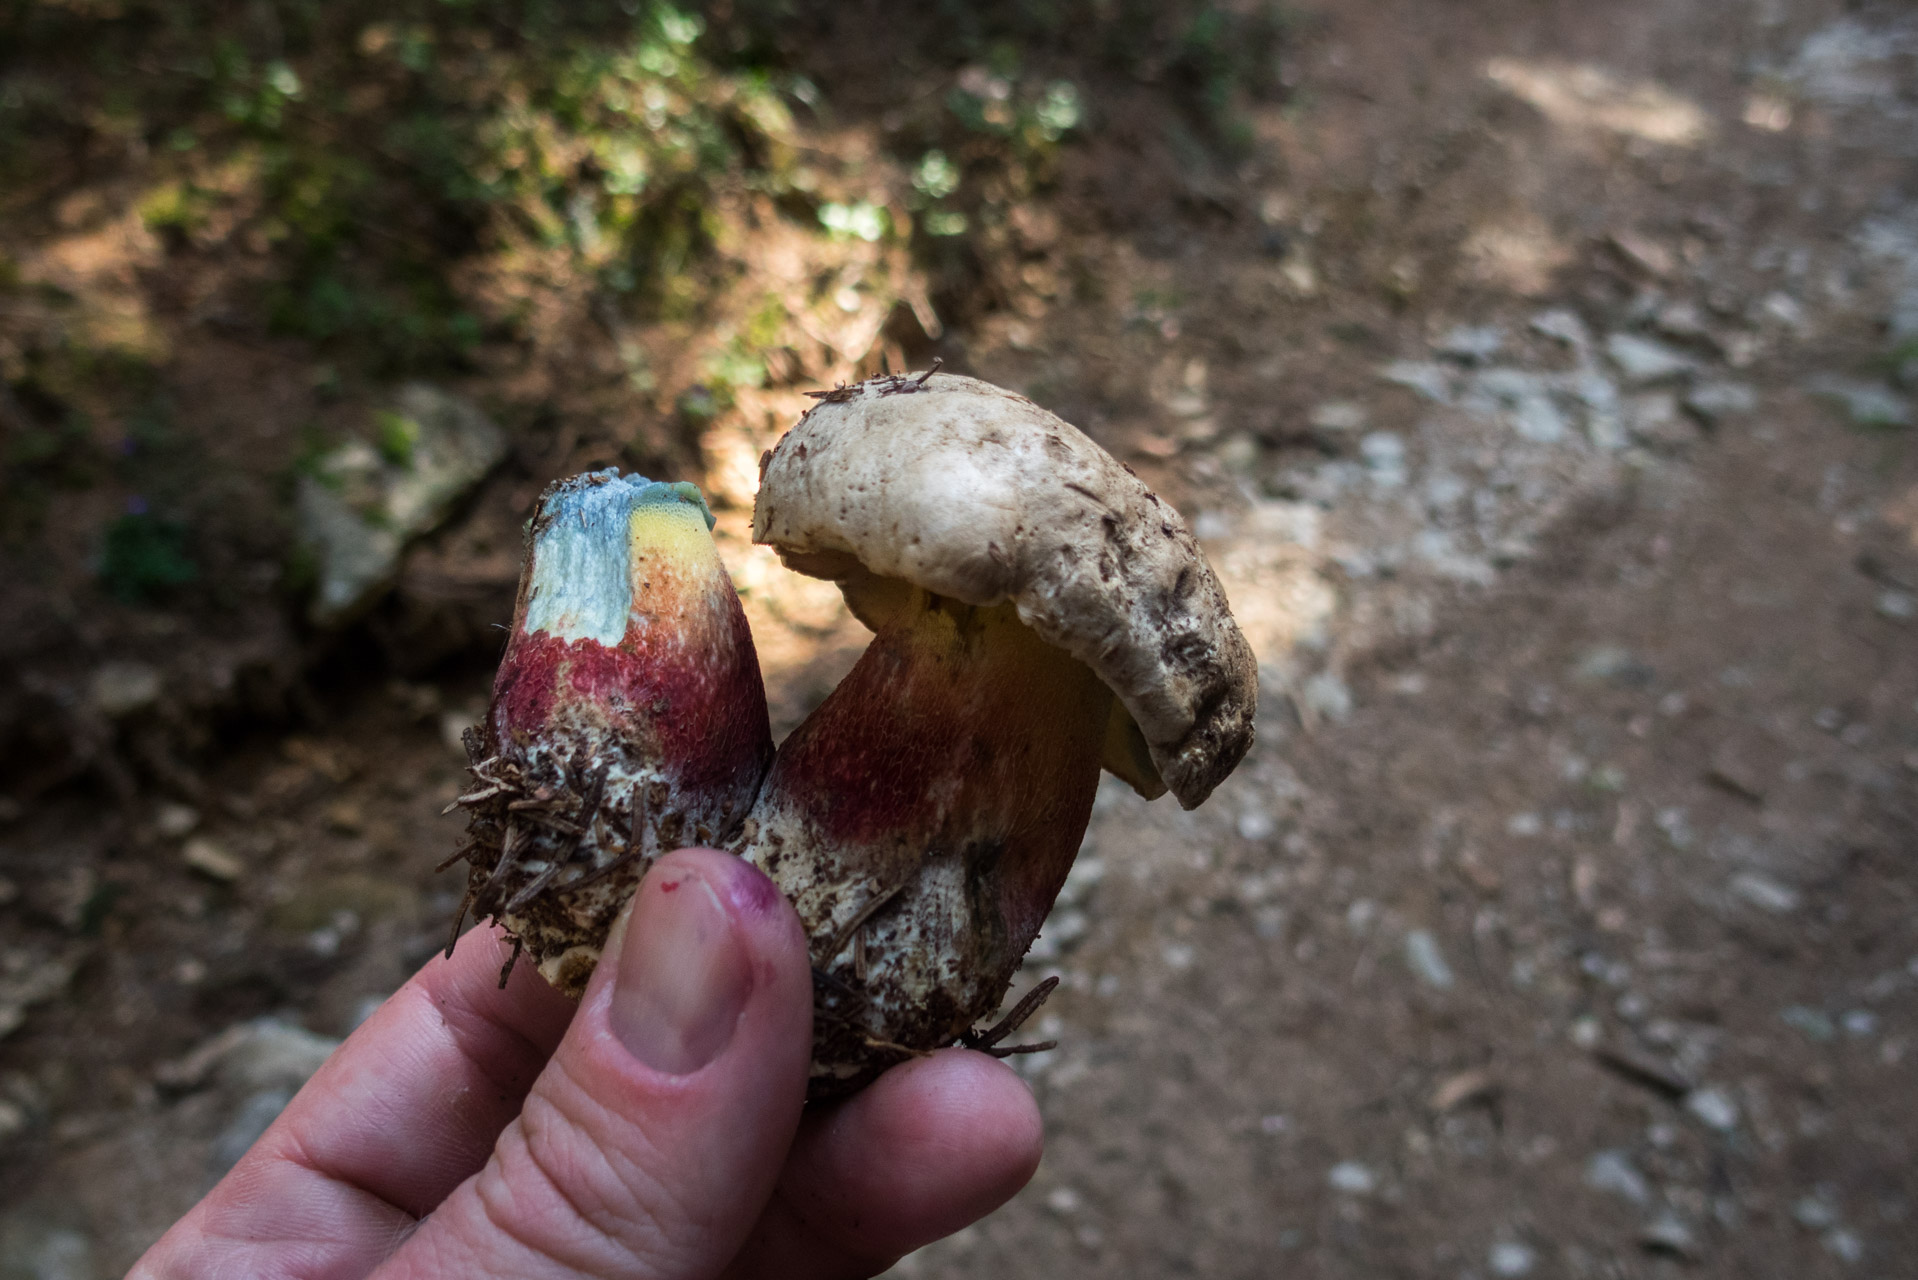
[[2, 0, 1916, 1277]]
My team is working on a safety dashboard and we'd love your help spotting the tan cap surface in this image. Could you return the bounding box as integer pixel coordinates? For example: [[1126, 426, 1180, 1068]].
[[754, 373, 1256, 808]]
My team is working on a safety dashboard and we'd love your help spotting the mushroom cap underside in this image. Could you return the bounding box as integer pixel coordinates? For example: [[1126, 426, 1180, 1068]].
[[753, 373, 1256, 809]]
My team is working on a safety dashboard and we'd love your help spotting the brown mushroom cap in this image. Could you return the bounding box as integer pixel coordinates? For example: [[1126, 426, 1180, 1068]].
[[754, 373, 1256, 808]]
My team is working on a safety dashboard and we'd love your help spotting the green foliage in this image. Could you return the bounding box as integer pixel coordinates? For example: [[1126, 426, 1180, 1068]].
[[0, 1, 807, 370], [99, 511, 200, 602], [701, 0, 1290, 315]]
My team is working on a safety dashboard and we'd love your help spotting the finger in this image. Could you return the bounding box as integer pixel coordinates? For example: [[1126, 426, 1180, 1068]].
[[130, 925, 578, 1280], [374, 848, 814, 1280], [724, 1049, 1044, 1279], [286, 926, 579, 1211]]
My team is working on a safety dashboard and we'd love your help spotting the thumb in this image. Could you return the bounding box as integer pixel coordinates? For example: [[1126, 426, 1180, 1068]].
[[375, 848, 813, 1280]]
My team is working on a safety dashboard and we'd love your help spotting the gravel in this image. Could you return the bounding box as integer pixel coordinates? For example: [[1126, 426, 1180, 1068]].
[[1584, 1149, 1652, 1205], [1327, 1161, 1378, 1195], [1606, 333, 1695, 384]]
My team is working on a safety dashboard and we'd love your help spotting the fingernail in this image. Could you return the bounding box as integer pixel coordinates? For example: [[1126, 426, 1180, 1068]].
[[609, 865, 753, 1074]]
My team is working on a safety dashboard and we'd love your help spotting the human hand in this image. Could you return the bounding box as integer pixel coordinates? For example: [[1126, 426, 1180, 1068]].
[[132, 848, 1044, 1279]]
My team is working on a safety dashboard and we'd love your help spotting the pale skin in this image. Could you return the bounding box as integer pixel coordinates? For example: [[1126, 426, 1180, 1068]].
[[132, 848, 1044, 1280]]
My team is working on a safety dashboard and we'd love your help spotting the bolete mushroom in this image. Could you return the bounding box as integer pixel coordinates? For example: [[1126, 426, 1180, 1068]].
[[739, 372, 1256, 1095], [446, 470, 773, 992]]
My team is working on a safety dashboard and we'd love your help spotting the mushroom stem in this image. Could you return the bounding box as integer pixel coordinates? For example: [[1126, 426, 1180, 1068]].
[[453, 471, 772, 993], [740, 587, 1111, 1094]]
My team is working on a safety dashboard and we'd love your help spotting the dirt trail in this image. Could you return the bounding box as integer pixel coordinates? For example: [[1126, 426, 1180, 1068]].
[[2, 0, 1916, 1276]]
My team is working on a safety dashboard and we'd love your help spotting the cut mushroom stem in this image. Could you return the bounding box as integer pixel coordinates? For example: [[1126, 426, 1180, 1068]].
[[450, 469, 772, 994], [739, 372, 1257, 1096]]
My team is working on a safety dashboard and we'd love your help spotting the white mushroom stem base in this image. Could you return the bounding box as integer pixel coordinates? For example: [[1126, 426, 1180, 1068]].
[[738, 588, 1110, 1096]]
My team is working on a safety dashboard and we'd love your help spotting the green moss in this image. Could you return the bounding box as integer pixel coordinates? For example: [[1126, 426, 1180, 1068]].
[[373, 410, 422, 467]]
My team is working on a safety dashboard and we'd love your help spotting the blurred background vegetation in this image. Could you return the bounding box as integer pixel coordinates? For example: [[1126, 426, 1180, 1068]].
[[0, 0, 1289, 787]]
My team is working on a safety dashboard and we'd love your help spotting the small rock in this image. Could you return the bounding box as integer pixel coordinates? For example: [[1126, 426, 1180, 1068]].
[[154, 803, 200, 840], [1606, 334, 1694, 384], [1488, 1240, 1537, 1277], [1214, 433, 1259, 475], [1380, 361, 1454, 403], [1890, 283, 1918, 345], [88, 661, 162, 718], [1531, 308, 1591, 347], [1403, 929, 1456, 990], [1730, 871, 1800, 914], [1576, 645, 1654, 685], [1761, 291, 1807, 331], [1430, 1068, 1498, 1112], [1608, 230, 1676, 278], [1507, 812, 1544, 837], [1655, 806, 1694, 849], [1592, 1042, 1694, 1096], [1653, 300, 1711, 343], [1823, 1227, 1864, 1264], [1793, 1194, 1839, 1230], [1359, 432, 1408, 487], [1044, 1186, 1082, 1216], [1782, 1005, 1837, 1042], [1624, 393, 1693, 449], [0, 953, 78, 1042], [1470, 366, 1547, 405], [1510, 393, 1569, 444], [1807, 375, 1910, 429], [157, 1016, 340, 1093], [1684, 1086, 1740, 1133], [1435, 324, 1504, 363], [1031, 908, 1088, 963], [1299, 672, 1353, 725], [1584, 1149, 1651, 1205], [153, 1023, 252, 1091], [1684, 381, 1758, 423], [221, 1018, 341, 1093], [297, 383, 508, 626], [1641, 1210, 1699, 1258], [1876, 589, 1915, 621], [1327, 1161, 1377, 1195], [1236, 807, 1276, 841], [0, 1098, 26, 1142], [181, 836, 244, 883], [1841, 1009, 1877, 1037], [1307, 400, 1367, 434]]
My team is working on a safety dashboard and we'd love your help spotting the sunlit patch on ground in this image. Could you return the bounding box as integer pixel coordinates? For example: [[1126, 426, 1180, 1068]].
[[1485, 57, 1711, 147]]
